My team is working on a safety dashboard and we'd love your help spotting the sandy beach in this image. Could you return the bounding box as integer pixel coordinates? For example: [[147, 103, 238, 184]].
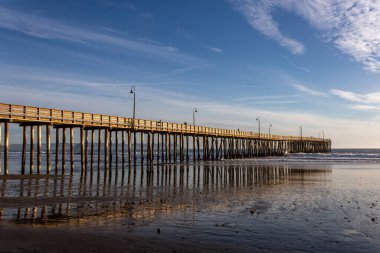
[[1, 154, 380, 252]]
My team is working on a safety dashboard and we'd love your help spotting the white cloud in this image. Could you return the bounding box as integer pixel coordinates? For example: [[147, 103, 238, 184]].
[[229, 0, 305, 55], [350, 105, 380, 111], [331, 89, 380, 104], [290, 83, 328, 97], [0, 7, 196, 64], [229, 0, 380, 72], [235, 95, 300, 101], [205, 46, 223, 53]]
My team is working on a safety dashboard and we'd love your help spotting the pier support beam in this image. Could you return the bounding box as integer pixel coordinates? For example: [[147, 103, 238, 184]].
[[70, 127, 74, 174], [62, 127, 66, 174], [46, 125, 51, 174], [30, 126, 35, 174], [3, 122, 9, 175], [37, 125, 42, 174], [55, 127, 59, 174], [21, 126, 27, 174]]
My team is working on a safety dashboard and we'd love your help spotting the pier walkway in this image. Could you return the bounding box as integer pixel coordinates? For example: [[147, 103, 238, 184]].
[[0, 103, 331, 175]]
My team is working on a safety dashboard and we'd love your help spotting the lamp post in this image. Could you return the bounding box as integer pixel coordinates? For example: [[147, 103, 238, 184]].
[[269, 123, 272, 135], [322, 130, 324, 140], [193, 107, 198, 126], [130, 85, 136, 128], [256, 117, 261, 138], [299, 126, 303, 139]]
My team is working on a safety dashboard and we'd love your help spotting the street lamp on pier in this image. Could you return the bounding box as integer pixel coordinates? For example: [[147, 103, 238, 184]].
[[269, 123, 272, 136], [193, 107, 198, 126], [130, 85, 136, 128], [256, 117, 261, 138]]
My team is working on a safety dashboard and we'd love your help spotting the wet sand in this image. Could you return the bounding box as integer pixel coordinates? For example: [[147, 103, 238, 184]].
[[0, 160, 380, 252]]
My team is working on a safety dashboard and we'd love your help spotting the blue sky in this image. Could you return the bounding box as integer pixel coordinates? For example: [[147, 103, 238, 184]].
[[1, 0, 380, 147]]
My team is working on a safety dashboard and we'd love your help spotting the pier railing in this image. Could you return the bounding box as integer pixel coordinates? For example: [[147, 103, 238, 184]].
[[0, 103, 325, 142]]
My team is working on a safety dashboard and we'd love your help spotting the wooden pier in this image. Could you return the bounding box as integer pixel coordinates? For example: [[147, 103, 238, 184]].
[[0, 103, 331, 175]]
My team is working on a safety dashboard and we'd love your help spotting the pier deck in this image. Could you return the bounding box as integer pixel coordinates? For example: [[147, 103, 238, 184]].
[[0, 103, 331, 175]]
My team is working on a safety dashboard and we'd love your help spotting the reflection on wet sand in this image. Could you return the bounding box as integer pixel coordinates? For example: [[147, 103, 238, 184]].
[[0, 163, 331, 226]]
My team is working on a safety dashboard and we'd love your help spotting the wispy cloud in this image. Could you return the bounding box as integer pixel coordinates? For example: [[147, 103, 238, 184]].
[[229, 0, 305, 55], [350, 105, 380, 111], [235, 95, 300, 101], [331, 89, 380, 104], [205, 46, 223, 53], [289, 62, 311, 73], [229, 0, 380, 72], [144, 64, 210, 79], [0, 7, 197, 64], [290, 83, 328, 97]]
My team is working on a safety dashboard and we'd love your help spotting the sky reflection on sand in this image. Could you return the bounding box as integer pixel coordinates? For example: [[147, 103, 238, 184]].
[[0, 160, 379, 252]]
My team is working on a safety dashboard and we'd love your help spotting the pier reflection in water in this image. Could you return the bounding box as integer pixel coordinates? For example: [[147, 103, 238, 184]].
[[0, 163, 331, 225]]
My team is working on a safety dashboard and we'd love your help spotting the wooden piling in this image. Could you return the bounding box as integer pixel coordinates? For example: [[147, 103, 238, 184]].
[[97, 129, 102, 171], [193, 135, 196, 161], [30, 126, 35, 174], [161, 133, 165, 163], [165, 133, 168, 163], [70, 127, 74, 174], [85, 129, 88, 169], [91, 129, 95, 170], [197, 136, 200, 160], [157, 132, 160, 162], [122, 130, 125, 167], [140, 132, 144, 164], [127, 131, 131, 164], [104, 128, 109, 170], [109, 130, 113, 169], [21, 126, 27, 174], [147, 132, 151, 163], [4, 122, 9, 175], [133, 131, 137, 164], [55, 127, 59, 174], [186, 135, 189, 162], [46, 125, 51, 173], [173, 134, 177, 163], [115, 131, 119, 167], [169, 134, 172, 162], [0, 123, 2, 175], [80, 127, 85, 173], [0, 122, 2, 175], [37, 125, 42, 173], [151, 132, 155, 163], [62, 127, 66, 174]]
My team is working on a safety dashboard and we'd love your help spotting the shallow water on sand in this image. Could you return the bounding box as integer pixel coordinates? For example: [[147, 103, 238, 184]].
[[0, 151, 380, 252]]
